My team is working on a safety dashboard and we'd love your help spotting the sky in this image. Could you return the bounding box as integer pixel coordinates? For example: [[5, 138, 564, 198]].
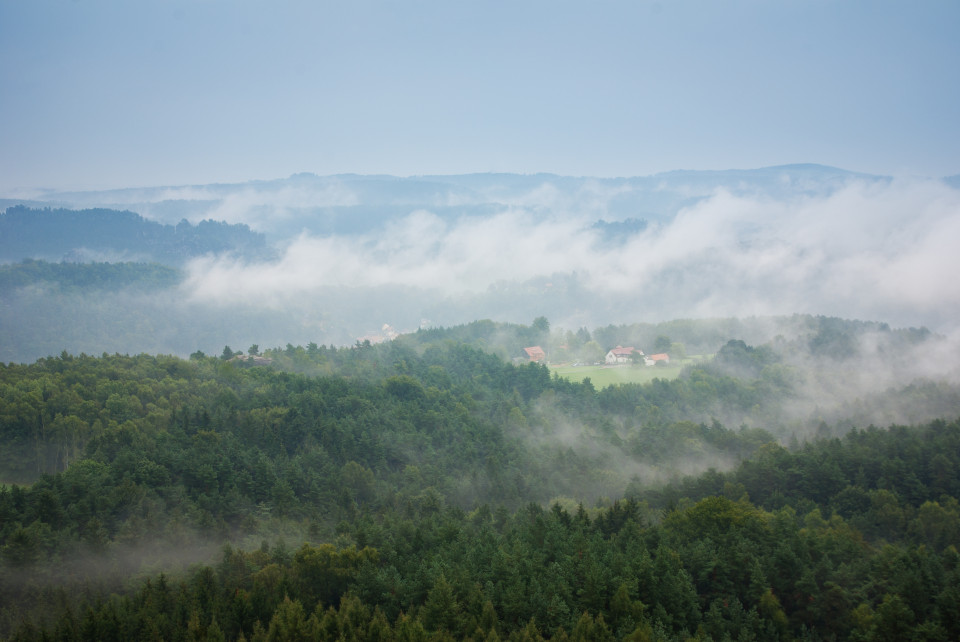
[[1, 0, 959, 192]]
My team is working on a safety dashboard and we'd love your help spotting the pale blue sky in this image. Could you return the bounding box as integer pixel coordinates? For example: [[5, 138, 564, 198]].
[[1, 0, 958, 191]]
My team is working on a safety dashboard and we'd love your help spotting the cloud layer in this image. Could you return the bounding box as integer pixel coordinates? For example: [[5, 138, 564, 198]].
[[180, 178, 960, 333]]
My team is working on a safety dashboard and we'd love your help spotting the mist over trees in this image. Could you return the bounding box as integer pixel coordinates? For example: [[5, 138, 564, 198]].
[[1, 167, 960, 639], [9, 164, 875, 235], [0, 321, 959, 640], [3, 167, 960, 363]]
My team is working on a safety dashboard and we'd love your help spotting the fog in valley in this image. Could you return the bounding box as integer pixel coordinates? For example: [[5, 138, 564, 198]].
[[4, 165, 959, 447], [178, 172, 960, 333], [7, 166, 960, 353], [5, 3, 960, 637]]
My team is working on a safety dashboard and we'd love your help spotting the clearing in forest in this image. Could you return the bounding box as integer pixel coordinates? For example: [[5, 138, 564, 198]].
[[549, 360, 694, 387]]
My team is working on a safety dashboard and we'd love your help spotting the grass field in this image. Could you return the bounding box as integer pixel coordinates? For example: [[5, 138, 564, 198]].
[[550, 356, 710, 388]]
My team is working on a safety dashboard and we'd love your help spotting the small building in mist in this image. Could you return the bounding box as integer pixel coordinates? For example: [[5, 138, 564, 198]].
[[230, 354, 274, 366], [523, 346, 546, 363], [605, 346, 642, 365], [356, 324, 402, 345]]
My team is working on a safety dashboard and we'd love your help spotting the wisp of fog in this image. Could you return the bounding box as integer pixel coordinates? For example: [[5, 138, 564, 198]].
[[179, 177, 960, 334]]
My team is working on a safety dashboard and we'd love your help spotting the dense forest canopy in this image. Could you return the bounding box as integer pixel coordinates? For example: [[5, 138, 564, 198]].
[[4, 0, 959, 634], [1, 317, 959, 640]]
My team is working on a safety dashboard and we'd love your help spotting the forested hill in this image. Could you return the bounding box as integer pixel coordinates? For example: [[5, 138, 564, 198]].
[[0, 259, 181, 295], [1, 330, 960, 640], [0, 206, 271, 265]]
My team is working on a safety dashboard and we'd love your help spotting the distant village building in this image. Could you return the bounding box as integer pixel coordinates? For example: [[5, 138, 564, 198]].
[[605, 346, 642, 365], [523, 346, 546, 363], [381, 324, 400, 340], [645, 353, 670, 366], [356, 323, 402, 345], [230, 354, 274, 366]]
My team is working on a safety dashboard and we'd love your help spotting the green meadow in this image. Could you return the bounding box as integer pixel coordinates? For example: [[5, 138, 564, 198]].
[[550, 361, 687, 387]]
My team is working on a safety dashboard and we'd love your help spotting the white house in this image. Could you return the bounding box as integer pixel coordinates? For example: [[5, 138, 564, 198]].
[[605, 346, 642, 365]]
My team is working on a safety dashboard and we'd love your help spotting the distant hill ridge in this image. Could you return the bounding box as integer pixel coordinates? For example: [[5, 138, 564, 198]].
[[0, 164, 901, 243], [0, 205, 271, 265]]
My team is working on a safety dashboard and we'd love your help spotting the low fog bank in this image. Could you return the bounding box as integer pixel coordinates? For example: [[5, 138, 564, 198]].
[[654, 320, 960, 452], [516, 399, 748, 505], [775, 328, 960, 433], [1, 537, 223, 593], [17, 164, 878, 236], [3, 172, 959, 365], [180, 176, 960, 335], [554, 321, 960, 498]]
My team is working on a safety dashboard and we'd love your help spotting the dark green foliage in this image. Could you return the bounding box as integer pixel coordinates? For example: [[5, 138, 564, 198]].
[[0, 329, 958, 640], [710, 339, 780, 378]]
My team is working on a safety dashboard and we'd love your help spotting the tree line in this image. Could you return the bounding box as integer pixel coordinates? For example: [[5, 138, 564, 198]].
[[0, 325, 958, 639]]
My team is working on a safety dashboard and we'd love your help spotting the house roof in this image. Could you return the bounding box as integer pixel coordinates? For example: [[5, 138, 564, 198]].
[[524, 346, 546, 360], [648, 353, 669, 361], [608, 345, 639, 356]]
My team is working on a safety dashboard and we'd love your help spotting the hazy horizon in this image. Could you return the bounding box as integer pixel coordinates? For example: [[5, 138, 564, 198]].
[[2, 1, 959, 192], [3, 167, 959, 362], [2, 0, 959, 351]]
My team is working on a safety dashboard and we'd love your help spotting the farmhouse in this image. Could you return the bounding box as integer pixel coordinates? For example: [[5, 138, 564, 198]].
[[645, 353, 670, 365], [605, 346, 642, 365], [523, 346, 546, 363], [356, 323, 401, 345], [230, 354, 274, 366]]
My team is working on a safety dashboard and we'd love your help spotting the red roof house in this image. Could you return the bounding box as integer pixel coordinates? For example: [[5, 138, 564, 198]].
[[523, 346, 546, 362]]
